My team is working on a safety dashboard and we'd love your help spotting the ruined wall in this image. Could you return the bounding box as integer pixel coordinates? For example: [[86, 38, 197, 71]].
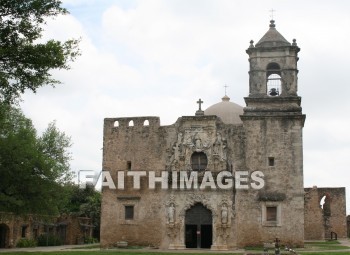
[[347, 215, 350, 238], [0, 212, 90, 247], [57, 215, 93, 245], [304, 187, 324, 239], [304, 187, 347, 239]]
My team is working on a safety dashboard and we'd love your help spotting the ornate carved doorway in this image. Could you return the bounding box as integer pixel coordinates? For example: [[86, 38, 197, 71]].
[[185, 203, 212, 248]]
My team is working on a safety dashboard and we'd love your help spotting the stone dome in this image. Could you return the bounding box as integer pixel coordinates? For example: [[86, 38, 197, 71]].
[[204, 95, 244, 124]]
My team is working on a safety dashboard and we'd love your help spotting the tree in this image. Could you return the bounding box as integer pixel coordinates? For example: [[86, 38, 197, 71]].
[[0, 104, 73, 215], [60, 184, 101, 239], [0, 0, 80, 103]]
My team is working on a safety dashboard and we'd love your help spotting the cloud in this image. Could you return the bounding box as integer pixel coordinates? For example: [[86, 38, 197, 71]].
[[20, 0, 350, 212]]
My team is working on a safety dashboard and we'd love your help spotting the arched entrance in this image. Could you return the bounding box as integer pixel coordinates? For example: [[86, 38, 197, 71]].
[[185, 203, 212, 248], [0, 224, 9, 248]]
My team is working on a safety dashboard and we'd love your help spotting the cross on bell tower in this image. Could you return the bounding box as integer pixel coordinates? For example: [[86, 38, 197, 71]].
[[195, 98, 204, 116], [269, 8, 276, 20]]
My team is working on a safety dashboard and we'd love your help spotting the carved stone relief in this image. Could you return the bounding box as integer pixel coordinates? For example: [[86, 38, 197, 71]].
[[167, 128, 228, 172]]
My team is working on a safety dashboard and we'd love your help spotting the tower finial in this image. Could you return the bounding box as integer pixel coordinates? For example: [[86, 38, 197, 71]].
[[224, 84, 229, 96], [269, 8, 276, 20]]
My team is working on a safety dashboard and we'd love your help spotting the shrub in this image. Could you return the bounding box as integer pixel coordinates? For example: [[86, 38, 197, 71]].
[[37, 234, 62, 246], [84, 236, 97, 244], [16, 238, 37, 247]]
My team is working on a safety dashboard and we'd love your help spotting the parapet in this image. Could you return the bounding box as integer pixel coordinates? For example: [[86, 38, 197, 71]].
[[104, 116, 160, 131]]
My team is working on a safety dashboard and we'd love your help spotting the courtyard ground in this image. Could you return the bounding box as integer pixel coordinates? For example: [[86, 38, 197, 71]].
[[0, 239, 349, 255]]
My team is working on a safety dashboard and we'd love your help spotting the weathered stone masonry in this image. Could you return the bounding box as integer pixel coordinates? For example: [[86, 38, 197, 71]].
[[100, 20, 347, 250]]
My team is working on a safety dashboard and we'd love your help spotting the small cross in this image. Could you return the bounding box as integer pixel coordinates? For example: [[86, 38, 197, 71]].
[[269, 8, 276, 20], [197, 98, 203, 111], [224, 84, 229, 95]]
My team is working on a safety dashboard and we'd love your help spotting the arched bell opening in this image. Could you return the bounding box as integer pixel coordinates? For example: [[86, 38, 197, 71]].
[[266, 63, 282, 96]]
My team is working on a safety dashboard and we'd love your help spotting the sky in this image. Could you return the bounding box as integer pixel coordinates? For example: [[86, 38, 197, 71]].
[[20, 0, 350, 213]]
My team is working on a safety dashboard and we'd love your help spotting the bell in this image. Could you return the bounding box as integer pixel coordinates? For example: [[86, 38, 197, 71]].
[[269, 88, 278, 96]]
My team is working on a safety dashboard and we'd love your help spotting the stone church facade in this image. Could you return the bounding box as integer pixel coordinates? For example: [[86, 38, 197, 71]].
[[100, 21, 346, 249]]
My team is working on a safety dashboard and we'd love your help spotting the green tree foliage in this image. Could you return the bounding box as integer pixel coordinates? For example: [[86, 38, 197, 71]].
[[61, 184, 101, 239], [0, 0, 80, 103], [0, 104, 73, 215]]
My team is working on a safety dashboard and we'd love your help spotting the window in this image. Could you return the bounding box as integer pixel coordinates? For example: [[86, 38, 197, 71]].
[[268, 157, 275, 166], [127, 161, 131, 170], [320, 194, 331, 216], [191, 152, 208, 171], [21, 226, 27, 238], [128, 120, 134, 127], [266, 206, 277, 221], [125, 205, 134, 220], [262, 203, 281, 226]]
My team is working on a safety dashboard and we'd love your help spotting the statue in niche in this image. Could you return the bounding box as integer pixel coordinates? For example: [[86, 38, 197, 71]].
[[195, 137, 202, 151], [177, 133, 184, 156], [213, 142, 219, 155], [168, 203, 175, 224], [221, 204, 228, 224], [186, 135, 193, 147], [171, 133, 183, 160], [172, 142, 178, 159], [221, 143, 227, 161], [213, 133, 221, 154]]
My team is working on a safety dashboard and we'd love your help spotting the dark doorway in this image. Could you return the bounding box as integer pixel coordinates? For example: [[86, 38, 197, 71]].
[[201, 225, 212, 248], [185, 203, 212, 249], [185, 225, 197, 248], [0, 224, 9, 248]]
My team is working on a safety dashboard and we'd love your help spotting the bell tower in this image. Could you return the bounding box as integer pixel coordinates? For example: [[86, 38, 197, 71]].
[[246, 20, 299, 98], [237, 20, 306, 247]]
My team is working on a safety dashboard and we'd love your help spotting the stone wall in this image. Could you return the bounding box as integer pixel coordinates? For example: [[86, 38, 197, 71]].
[[238, 113, 305, 248], [304, 187, 347, 239], [0, 212, 93, 248], [100, 112, 306, 249]]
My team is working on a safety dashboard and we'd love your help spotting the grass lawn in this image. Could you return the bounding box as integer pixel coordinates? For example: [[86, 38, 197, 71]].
[[1, 251, 350, 255], [299, 240, 349, 251], [0, 252, 244, 255], [1, 250, 350, 255], [244, 240, 350, 254], [299, 253, 350, 255]]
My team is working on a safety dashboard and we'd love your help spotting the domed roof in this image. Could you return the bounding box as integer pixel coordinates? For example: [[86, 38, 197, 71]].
[[255, 20, 290, 48], [204, 95, 244, 124]]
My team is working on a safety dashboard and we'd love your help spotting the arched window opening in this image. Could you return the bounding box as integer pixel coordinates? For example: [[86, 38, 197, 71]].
[[267, 74, 282, 96], [267, 62, 280, 71], [266, 62, 281, 96], [320, 194, 331, 216], [143, 120, 149, 126], [191, 152, 208, 171], [114, 121, 119, 127], [128, 120, 134, 127]]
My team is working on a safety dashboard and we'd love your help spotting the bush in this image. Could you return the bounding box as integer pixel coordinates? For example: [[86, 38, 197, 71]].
[[84, 236, 97, 244], [37, 234, 62, 246], [16, 238, 37, 247]]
